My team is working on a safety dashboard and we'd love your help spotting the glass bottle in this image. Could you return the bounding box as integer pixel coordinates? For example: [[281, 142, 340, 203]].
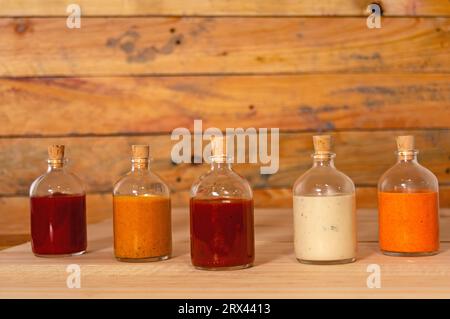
[[293, 135, 357, 264], [378, 135, 439, 256], [113, 145, 172, 262], [29, 145, 87, 257], [189, 136, 255, 270]]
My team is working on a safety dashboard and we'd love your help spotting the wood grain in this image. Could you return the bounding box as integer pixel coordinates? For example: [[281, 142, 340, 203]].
[[1, 208, 449, 298], [1, 74, 449, 136], [1, 0, 449, 17], [0, 130, 448, 196], [0, 17, 449, 76]]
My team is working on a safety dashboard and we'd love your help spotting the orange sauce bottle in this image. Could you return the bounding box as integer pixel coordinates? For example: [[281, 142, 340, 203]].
[[378, 136, 439, 256], [113, 145, 172, 262]]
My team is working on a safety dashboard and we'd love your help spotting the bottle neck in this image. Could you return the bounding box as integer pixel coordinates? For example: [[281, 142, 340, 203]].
[[312, 153, 336, 167], [210, 156, 232, 171], [396, 150, 418, 163], [47, 160, 65, 172], [131, 159, 150, 172]]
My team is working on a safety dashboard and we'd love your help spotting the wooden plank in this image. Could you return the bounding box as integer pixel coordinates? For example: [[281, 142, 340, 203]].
[[0, 130, 448, 195], [1, 1, 449, 17], [1, 208, 449, 298], [1, 17, 449, 76], [1, 74, 449, 136]]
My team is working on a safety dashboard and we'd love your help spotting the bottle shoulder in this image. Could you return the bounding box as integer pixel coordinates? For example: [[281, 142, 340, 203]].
[[378, 161, 438, 192], [293, 166, 355, 196], [30, 170, 85, 196], [191, 168, 253, 200], [113, 170, 170, 197]]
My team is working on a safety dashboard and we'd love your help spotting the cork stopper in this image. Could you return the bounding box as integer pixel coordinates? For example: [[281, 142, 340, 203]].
[[48, 145, 65, 160], [396, 135, 415, 151], [313, 135, 332, 154], [131, 145, 150, 159], [211, 136, 226, 157]]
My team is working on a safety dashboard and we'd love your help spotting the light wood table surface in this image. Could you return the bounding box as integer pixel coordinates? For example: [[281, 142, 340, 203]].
[[1, 209, 449, 299]]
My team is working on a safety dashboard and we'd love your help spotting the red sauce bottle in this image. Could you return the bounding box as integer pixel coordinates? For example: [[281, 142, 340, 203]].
[[29, 145, 87, 257], [190, 198, 254, 268], [189, 137, 255, 270]]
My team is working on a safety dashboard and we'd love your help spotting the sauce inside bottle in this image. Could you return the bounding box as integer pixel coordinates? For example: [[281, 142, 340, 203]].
[[114, 195, 171, 260], [29, 145, 87, 257], [293, 135, 357, 264], [189, 136, 255, 270], [378, 191, 438, 253], [113, 145, 172, 262], [378, 136, 440, 256], [31, 193, 86, 255], [190, 197, 254, 268]]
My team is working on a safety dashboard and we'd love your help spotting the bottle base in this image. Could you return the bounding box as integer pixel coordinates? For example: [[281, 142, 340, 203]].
[[33, 250, 86, 258], [194, 263, 253, 271], [115, 254, 170, 263], [297, 257, 356, 265], [381, 250, 439, 257]]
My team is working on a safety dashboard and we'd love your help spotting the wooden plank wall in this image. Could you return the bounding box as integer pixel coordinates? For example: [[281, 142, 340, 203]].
[[0, 0, 449, 218]]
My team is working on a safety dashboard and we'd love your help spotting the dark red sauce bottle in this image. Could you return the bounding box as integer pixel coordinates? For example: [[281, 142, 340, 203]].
[[29, 145, 87, 257], [189, 137, 255, 270]]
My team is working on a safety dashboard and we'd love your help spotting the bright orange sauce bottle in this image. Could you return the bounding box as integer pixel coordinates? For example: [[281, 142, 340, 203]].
[[378, 136, 439, 256], [114, 195, 171, 260]]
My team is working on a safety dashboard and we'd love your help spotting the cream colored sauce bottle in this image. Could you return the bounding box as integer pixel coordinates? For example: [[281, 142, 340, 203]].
[[293, 194, 357, 263], [292, 135, 357, 264]]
